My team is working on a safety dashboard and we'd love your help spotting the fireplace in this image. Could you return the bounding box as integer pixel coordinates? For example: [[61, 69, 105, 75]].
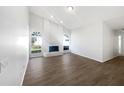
[[63, 46, 69, 50], [49, 46, 59, 52]]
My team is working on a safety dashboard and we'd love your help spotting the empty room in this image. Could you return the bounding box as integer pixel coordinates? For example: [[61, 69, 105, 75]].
[[1, 6, 124, 86]]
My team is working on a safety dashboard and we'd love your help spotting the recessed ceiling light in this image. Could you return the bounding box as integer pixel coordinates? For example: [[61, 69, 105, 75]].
[[50, 15, 54, 18], [67, 6, 74, 11], [60, 20, 63, 24]]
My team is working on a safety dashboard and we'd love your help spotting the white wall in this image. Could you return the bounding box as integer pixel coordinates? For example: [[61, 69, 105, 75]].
[[0, 7, 29, 86], [71, 21, 118, 62], [102, 23, 117, 62], [43, 19, 63, 56], [120, 31, 124, 56], [113, 31, 119, 56], [29, 13, 71, 57], [71, 22, 103, 62], [29, 13, 43, 57]]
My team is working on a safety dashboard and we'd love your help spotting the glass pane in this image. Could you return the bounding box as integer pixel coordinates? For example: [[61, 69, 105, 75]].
[[31, 32, 42, 53], [63, 34, 70, 46]]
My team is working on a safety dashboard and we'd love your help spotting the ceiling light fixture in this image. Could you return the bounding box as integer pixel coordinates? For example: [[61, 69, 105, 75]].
[[67, 6, 74, 11], [60, 20, 63, 24], [50, 15, 54, 18]]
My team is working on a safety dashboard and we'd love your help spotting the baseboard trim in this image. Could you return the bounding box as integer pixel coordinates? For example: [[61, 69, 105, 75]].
[[71, 52, 102, 63], [103, 56, 119, 63], [71, 52, 118, 63]]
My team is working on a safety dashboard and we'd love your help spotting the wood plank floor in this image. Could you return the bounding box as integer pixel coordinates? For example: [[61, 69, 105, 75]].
[[23, 53, 124, 86]]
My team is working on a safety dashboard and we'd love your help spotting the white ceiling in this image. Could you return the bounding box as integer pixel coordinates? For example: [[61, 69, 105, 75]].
[[30, 6, 124, 30]]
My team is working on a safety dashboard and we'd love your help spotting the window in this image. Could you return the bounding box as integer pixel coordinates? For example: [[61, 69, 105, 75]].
[[63, 34, 70, 46], [31, 32, 42, 53], [63, 34, 70, 50]]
